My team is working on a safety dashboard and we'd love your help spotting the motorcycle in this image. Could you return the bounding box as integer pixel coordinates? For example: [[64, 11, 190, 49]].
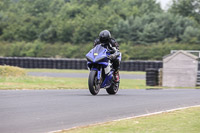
[[86, 44, 121, 95]]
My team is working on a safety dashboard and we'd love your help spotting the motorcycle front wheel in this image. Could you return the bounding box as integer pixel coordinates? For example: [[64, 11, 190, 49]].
[[88, 70, 100, 95]]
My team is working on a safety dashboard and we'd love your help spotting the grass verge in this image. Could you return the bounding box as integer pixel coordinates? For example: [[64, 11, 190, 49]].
[[1, 68, 199, 90], [0, 65, 26, 77], [59, 106, 200, 133], [25, 69, 145, 75], [0, 68, 146, 90], [0, 76, 145, 90]]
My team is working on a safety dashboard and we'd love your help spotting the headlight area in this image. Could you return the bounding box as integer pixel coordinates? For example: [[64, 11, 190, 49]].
[[95, 57, 106, 62], [86, 56, 93, 62]]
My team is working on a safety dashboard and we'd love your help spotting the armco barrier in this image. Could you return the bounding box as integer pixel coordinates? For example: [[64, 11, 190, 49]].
[[0, 57, 164, 71]]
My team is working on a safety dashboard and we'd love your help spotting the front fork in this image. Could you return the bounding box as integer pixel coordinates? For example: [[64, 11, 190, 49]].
[[91, 67, 102, 85]]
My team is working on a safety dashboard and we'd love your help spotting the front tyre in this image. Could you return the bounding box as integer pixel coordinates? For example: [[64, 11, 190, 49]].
[[88, 70, 100, 95], [106, 82, 119, 95]]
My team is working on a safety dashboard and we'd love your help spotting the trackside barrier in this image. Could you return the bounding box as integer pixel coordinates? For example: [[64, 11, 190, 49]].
[[1, 57, 200, 71], [1, 57, 200, 86], [197, 71, 200, 86], [120, 60, 163, 71], [146, 68, 159, 86], [0, 57, 163, 71]]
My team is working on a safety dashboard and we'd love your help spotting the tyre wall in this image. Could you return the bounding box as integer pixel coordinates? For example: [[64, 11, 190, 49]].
[[0, 57, 163, 71]]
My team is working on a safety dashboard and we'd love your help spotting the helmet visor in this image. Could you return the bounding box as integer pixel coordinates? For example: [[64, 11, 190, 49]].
[[100, 37, 109, 43]]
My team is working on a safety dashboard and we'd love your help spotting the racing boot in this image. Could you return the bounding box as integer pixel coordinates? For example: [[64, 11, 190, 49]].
[[113, 70, 120, 83]]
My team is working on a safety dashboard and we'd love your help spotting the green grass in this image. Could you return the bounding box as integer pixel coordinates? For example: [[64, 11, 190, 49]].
[[0, 76, 145, 90], [25, 69, 89, 73], [0, 76, 87, 90], [0, 68, 147, 90], [120, 79, 145, 89], [0, 68, 146, 90], [59, 107, 200, 133], [25, 69, 145, 75], [1, 68, 199, 90], [0, 65, 26, 77]]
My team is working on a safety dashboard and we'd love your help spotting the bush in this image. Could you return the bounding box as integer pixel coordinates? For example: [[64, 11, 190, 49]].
[[0, 41, 93, 58], [0, 65, 26, 77], [125, 43, 200, 60], [1, 41, 200, 61]]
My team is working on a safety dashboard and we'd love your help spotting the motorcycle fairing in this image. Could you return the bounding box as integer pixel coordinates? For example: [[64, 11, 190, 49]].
[[86, 45, 109, 67], [100, 71, 113, 88]]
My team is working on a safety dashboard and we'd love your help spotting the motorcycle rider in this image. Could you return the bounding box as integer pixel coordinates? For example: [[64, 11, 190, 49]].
[[93, 30, 120, 83]]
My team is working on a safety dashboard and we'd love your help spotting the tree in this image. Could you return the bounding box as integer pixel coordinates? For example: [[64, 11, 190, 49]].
[[0, 0, 200, 45], [139, 22, 165, 44], [181, 26, 200, 44], [169, 0, 200, 23], [0, 0, 11, 11]]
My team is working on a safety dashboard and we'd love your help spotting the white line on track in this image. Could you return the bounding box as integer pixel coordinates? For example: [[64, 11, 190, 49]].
[[49, 104, 200, 133]]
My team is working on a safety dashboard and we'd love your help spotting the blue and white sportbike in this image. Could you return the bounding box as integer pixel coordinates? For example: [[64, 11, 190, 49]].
[[86, 44, 121, 95]]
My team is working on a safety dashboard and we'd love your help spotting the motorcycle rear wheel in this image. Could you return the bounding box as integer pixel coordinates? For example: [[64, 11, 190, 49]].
[[106, 81, 119, 95], [88, 70, 100, 95]]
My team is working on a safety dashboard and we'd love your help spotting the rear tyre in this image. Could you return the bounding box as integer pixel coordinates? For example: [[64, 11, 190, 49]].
[[88, 70, 100, 95], [106, 81, 119, 95]]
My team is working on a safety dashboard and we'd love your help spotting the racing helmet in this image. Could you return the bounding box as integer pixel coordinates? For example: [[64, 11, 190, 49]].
[[99, 30, 111, 44]]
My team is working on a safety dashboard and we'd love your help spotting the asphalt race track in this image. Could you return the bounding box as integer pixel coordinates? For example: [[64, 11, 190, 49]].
[[28, 72, 145, 79], [0, 89, 200, 133]]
